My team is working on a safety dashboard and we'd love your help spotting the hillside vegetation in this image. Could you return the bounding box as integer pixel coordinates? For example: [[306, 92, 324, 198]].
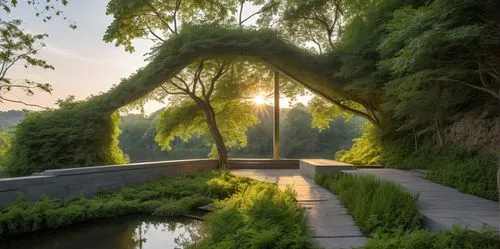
[[331, 0, 500, 200]]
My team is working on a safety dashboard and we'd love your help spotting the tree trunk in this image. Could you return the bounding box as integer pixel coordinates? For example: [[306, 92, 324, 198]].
[[202, 103, 229, 170], [412, 128, 418, 152], [434, 118, 445, 147], [497, 157, 500, 201]]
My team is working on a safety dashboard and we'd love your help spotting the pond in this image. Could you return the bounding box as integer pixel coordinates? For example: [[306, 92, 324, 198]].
[[0, 215, 203, 249]]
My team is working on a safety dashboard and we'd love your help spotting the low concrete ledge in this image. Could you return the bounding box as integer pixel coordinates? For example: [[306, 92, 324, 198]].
[[300, 159, 357, 179], [38, 159, 217, 176], [229, 159, 299, 169], [0, 159, 218, 206], [0, 158, 302, 206]]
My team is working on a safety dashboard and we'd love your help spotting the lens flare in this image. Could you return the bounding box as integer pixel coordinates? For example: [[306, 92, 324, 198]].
[[253, 94, 266, 105]]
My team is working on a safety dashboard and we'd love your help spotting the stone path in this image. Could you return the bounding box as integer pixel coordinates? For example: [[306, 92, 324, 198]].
[[346, 169, 500, 232], [232, 169, 367, 249]]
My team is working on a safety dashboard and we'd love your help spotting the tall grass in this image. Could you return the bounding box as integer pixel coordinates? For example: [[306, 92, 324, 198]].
[[315, 173, 421, 235], [0, 172, 251, 238], [188, 181, 318, 249], [364, 226, 500, 249]]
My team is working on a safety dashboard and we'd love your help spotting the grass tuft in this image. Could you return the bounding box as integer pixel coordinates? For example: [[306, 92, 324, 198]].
[[364, 226, 500, 249], [187, 182, 318, 249], [315, 173, 421, 234]]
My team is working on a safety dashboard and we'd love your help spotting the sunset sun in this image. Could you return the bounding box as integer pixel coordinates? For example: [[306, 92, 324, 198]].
[[253, 94, 266, 105]]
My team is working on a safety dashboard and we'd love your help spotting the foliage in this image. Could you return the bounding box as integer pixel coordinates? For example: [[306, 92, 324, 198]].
[[280, 104, 320, 157], [153, 60, 267, 162], [0, 130, 12, 177], [364, 227, 500, 249], [0, 171, 317, 249], [100, 23, 350, 111], [315, 173, 421, 235], [308, 97, 356, 130], [105, 0, 349, 168], [0, 172, 251, 237], [104, 0, 288, 169], [187, 180, 318, 249], [315, 169, 498, 249], [119, 105, 363, 162], [383, 141, 499, 201], [0, 19, 53, 108], [5, 0, 500, 178], [1, 0, 74, 27], [378, 0, 500, 142], [3, 101, 126, 176], [338, 125, 498, 201], [0, 131, 10, 159], [156, 99, 258, 157], [336, 123, 383, 165], [260, 0, 341, 54], [0, 0, 76, 108], [105, 0, 234, 52], [427, 154, 497, 201], [119, 113, 210, 162], [3, 22, 364, 175], [279, 103, 363, 159]]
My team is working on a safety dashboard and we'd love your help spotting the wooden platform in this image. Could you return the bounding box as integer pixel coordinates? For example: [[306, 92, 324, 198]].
[[300, 159, 356, 178]]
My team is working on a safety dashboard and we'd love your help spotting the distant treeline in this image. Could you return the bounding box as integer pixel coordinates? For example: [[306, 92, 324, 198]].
[[0, 108, 363, 163], [119, 104, 364, 162]]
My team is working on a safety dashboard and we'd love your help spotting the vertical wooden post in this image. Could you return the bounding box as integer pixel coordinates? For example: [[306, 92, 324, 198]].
[[273, 71, 280, 160]]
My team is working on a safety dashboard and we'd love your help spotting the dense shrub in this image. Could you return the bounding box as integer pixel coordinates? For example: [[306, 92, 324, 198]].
[[188, 181, 318, 249], [364, 227, 500, 249], [336, 124, 383, 165], [3, 101, 127, 176], [315, 173, 421, 235], [0, 172, 251, 238]]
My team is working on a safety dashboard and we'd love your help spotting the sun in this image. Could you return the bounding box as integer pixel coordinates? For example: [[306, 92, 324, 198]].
[[253, 94, 266, 105]]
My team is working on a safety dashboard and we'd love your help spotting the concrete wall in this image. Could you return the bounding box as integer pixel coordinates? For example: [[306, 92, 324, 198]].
[[0, 159, 301, 206], [0, 159, 218, 206]]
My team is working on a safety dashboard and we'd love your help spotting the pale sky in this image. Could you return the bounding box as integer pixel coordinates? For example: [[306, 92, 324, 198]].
[[2, 0, 152, 111], [2, 1, 311, 114]]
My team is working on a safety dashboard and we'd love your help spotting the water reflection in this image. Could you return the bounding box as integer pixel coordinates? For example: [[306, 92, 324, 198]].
[[0, 216, 203, 249]]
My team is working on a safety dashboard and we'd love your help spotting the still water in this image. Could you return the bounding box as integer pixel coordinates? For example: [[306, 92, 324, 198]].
[[0, 216, 203, 249]]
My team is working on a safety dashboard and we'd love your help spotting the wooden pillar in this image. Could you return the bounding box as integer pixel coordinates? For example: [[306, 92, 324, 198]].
[[273, 71, 280, 160]]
